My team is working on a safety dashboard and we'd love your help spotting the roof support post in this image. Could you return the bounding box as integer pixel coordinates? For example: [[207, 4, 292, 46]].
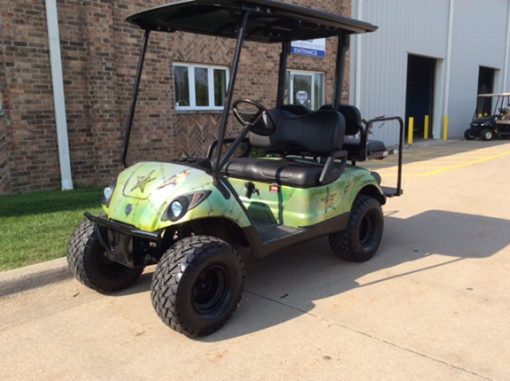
[[276, 42, 291, 108], [214, 11, 250, 180], [122, 29, 150, 167], [333, 33, 350, 109]]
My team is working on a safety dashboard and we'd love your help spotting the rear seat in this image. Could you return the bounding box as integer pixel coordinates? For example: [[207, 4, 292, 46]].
[[320, 104, 387, 161]]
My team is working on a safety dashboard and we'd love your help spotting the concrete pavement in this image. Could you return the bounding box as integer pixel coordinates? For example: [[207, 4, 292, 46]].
[[1, 140, 510, 380], [0, 258, 69, 298]]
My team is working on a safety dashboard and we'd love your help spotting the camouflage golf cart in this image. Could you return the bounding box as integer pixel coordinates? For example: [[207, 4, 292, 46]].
[[68, 0, 404, 337]]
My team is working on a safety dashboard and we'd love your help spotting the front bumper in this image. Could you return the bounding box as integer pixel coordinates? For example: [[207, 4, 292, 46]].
[[85, 212, 161, 268], [85, 212, 161, 241]]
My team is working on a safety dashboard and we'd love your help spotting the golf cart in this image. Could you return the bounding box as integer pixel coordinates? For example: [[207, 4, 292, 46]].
[[67, 0, 404, 337], [465, 92, 510, 140]]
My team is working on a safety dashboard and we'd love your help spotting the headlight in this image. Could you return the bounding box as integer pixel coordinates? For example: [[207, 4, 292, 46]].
[[166, 197, 189, 221], [102, 180, 116, 206], [103, 187, 113, 201], [170, 201, 184, 219], [164, 191, 211, 222]]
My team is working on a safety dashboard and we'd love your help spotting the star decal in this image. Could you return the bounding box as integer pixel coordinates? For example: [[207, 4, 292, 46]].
[[321, 192, 337, 210], [131, 170, 156, 193]]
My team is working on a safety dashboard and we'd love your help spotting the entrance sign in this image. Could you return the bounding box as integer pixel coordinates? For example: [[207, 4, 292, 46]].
[[291, 38, 326, 58]]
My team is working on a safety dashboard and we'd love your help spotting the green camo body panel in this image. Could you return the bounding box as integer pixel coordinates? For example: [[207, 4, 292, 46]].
[[103, 162, 251, 232], [103, 161, 383, 232], [227, 165, 382, 228]]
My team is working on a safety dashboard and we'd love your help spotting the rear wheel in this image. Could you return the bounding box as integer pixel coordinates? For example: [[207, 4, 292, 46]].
[[67, 220, 144, 293], [151, 236, 245, 337], [329, 195, 384, 262], [464, 128, 475, 140], [480, 128, 494, 141]]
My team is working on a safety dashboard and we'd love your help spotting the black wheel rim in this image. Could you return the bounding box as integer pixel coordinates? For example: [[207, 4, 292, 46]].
[[359, 212, 376, 249], [192, 265, 230, 317]]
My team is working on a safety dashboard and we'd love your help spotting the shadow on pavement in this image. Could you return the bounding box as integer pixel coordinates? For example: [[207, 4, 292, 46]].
[[115, 210, 510, 341]]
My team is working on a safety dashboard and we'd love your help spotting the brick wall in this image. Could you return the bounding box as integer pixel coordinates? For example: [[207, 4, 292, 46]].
[[0, 16, 9, 194], [1, 0, 61, 192], [0, 114, 8, 194], [0, 0, 351, 194]]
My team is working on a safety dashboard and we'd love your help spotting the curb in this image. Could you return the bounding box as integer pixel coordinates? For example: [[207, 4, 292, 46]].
[[0, 258, 71, 298]]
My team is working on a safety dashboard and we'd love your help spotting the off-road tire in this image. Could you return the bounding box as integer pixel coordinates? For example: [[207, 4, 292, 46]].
[[481, 128, 494, 141], [151, 236, 245, 338], [67, 220, 143, 293], [329, 195, 384, 262], [464, 128, 475, 140]]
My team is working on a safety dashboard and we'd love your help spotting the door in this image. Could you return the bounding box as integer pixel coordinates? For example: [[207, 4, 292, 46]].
[[291, 73, 313, 109], [405, 55, 436, 139], [477, 66, 495, 116], [286, 71, 325, 110]]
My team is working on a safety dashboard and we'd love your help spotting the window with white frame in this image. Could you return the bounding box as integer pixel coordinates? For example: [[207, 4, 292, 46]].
[[173, 63, 229, 111], [284, 70, 325, 110]]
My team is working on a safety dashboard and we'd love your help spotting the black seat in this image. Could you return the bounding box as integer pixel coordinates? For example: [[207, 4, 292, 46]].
[[320, 104, 387, 161], [226, 157, 342, 187], [344, 138, 387, 157], [225, 109, 345, 187], [280, 104, 311, 116]]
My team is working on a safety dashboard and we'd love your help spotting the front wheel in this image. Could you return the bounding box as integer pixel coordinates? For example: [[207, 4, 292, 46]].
[[67, 220, 144, 293], [329, 195, 384, 262], [464, 128, 475, 140], [151, 236, 245, 337], [480, 128, 494, 141]]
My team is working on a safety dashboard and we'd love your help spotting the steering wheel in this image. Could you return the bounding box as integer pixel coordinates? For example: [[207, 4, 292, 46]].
[[232, 99, 277, 136]]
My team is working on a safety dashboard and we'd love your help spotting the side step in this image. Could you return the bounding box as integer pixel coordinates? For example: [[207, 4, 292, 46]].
[[253, 219, 302, 244]]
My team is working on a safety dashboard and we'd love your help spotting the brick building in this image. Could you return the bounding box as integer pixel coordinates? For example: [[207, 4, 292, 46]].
[[0, 0, 351, 194]]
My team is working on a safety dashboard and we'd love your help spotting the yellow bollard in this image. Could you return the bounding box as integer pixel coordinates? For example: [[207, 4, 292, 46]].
[[424, 115, 429, 139], [408, 117, 414, 145], [443, 116, 449, 141]]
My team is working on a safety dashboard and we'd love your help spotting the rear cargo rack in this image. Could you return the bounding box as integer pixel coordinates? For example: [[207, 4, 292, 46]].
[[364, 116, 404, 198]]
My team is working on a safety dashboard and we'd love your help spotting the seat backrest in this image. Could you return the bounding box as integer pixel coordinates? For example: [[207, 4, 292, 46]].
[[249, 109, 345, 156], [280, 104, 311, 116], [320, 104, 363, 136]]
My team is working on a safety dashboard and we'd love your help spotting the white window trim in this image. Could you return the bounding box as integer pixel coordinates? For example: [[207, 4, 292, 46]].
[[287, 69, 325, 110], [173, 63, 229, 111]]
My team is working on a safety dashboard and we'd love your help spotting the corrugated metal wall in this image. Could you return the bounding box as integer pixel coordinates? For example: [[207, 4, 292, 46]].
[[448, 0, 510, 133], [351, 0, 510, 144]]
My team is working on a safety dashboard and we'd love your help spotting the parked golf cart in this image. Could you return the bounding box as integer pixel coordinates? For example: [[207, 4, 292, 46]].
[[67, 0, 404, 337], [465, 92, 510, 140]]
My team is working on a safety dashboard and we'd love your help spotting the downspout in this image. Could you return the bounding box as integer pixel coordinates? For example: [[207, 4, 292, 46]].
[[503, 0, 510, 91], [443, 0, 455, 120], [354, 0, 363, 108], [45, 0, 73, 190]]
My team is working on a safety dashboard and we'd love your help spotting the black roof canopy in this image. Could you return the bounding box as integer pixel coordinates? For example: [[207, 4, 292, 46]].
[[127, 0, 378, 42]]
